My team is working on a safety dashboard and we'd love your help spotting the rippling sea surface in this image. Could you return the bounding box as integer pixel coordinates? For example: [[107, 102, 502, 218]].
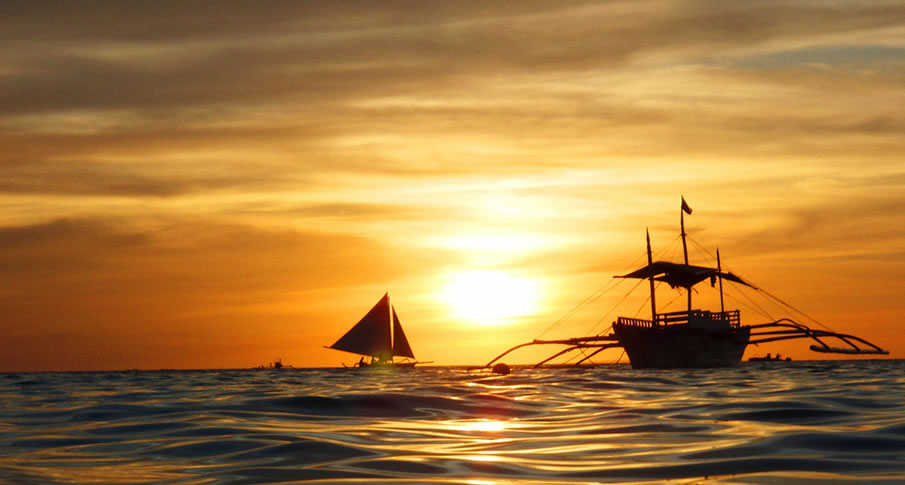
[[2, 360, 904, 484]]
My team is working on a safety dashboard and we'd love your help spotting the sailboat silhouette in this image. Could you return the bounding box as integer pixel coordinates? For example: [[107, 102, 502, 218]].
[[327, 293, 418, 368]]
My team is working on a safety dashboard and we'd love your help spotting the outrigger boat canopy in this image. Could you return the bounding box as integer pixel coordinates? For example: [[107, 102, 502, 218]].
[[616, 261, 754, 289]]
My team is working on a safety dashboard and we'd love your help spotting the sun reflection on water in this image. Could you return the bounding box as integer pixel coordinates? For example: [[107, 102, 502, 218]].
[[456, 418, 507, 433], [3, 364, 903, 484]]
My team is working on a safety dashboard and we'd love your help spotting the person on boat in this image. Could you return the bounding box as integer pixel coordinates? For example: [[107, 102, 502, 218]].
[[358, 357, 365, 367]]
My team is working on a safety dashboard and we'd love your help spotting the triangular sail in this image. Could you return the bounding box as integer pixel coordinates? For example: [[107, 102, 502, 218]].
[[391, 307, 415, 359], [329, 293, 392, 360]]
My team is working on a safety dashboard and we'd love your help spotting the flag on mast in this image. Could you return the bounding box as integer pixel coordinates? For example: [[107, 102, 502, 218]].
[[681, 196, 693, 215]]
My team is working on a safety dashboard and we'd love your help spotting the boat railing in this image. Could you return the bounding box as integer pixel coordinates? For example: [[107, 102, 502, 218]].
[[710, 310, 740, 327], [656, 309, 740, 327], [657, 310, 741, 327], [615, 310, 741, 328], [615, 316, 654, 328]]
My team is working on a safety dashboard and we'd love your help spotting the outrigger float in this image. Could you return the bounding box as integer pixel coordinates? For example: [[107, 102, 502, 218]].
[[487, 198, 888, 370]]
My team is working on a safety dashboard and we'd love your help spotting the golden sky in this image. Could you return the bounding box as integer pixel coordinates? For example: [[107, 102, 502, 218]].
[[2, 1, 904, 371]]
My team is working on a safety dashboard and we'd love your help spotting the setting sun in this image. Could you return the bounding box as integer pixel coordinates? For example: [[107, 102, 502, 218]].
[[1, 1, 903, 373], [439, 270, 542, 325]]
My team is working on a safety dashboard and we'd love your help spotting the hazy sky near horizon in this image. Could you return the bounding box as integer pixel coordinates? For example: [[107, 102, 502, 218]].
[[2, 1, 904, 371]]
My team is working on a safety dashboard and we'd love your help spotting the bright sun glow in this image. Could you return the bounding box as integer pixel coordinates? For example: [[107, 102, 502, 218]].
[[440, 270, 541, 325]]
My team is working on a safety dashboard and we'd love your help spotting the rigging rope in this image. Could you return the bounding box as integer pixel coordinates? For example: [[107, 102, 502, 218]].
[[535, 246, 653, 340], [687, 234, 717, 262], [687, 234, 834, 332], [750, 286, 834, 332], [723, 288, 774, 322], [659, 290, 686, 313], [551, 233, 681, 341], [535, 277, 623, 339], [586, 278, 646, 336]]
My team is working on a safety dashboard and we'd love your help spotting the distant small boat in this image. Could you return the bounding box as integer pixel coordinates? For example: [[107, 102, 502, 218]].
[[749, 353, 791, 362], [326, 293, 419, 368], [253, 358, 289, 370]]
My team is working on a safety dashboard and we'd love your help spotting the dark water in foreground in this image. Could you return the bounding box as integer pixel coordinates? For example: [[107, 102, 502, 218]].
[[2, 361, 904, 484]]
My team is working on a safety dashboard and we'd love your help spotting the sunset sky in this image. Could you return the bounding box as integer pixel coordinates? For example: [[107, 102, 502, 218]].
[[2, 1, 904, 371]]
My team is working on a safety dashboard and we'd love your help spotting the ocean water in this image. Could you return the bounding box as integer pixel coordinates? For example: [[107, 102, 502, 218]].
[[1, 361, 904, 484]]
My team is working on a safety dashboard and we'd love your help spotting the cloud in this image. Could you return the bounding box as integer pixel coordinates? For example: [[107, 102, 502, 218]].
[[0, 213, 453, 368], [4, 1, 903, 118], [2, 1, 904, 368], [0, 215, 429, 320], [730, 193, 905, 262], [3, 1, 903, 180]]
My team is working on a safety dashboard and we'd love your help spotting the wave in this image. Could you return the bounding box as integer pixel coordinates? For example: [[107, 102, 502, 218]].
[[1, 361, 904, 484]]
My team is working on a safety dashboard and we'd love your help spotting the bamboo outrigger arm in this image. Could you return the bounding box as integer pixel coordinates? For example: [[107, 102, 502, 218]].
[[485, 318, 887, 369], [748, 318, 888, 355], [485, 335, 621, 368]]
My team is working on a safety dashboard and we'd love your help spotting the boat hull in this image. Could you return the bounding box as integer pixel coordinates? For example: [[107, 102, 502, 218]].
[[613, 323, 750, 369], [356, 361, 416, 369]]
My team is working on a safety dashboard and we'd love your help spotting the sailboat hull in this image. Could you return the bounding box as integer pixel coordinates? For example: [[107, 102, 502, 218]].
[[613, 322, 750, 369], [356, 361, 416, 369]]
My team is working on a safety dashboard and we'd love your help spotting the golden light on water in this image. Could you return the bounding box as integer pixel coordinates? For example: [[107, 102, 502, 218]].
[[456, 418, 508, 433]]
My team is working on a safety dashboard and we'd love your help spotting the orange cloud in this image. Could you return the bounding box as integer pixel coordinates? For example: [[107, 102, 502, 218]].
[[1, 1, 903, 369]]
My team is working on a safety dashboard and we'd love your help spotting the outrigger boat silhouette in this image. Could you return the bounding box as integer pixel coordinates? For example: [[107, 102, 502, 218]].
[[487, 198, 888, 369]]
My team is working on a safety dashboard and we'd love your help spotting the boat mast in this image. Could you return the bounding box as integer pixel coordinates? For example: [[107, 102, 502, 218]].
[[646, 229, 658, 325], [680, 197, 691, 312], [387, 292, 393, 360], [717, 249, 725, 313]]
